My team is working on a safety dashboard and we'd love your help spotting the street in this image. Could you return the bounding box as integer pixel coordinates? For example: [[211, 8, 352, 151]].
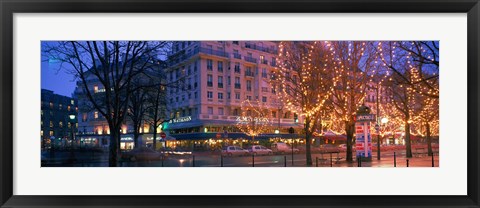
[[42, 150, 439, 167]]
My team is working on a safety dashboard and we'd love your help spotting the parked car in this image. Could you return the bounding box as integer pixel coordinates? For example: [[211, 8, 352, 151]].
[[320, 144, 341, 153], [222, 146, 249, 157], [245, 145, 273, 155], [271, 142, 300, 154], [121, 147, 164, 161]]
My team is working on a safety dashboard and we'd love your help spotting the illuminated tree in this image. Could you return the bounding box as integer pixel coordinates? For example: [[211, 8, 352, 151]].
[[327, 41, 376, 162], [273, 41, 332, 166], [235, 99, 270, 141], [378, 41, 439, 158]]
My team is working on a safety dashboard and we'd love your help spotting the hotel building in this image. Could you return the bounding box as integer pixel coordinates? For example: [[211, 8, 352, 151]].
[[164, 41, 303, 144]]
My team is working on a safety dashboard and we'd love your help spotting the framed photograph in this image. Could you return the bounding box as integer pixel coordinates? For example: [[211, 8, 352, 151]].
[[1, 0, 479, 207]]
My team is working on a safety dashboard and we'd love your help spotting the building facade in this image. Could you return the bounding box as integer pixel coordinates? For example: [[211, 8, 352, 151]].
[[41, 89, 78, 150], [164, 41, 303, 147]]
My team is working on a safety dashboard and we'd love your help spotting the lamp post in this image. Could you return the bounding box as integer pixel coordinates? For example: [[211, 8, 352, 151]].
[[378, 117, 389, 160], [68, 114, 76, 163]]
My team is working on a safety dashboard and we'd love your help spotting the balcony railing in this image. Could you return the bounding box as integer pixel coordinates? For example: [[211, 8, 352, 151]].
[[245, 71, 255, 77], [244, 42, 279, 54], [199, 47, 229, 58], [244, 57, 257, 63], [233, 53, 242, 59]]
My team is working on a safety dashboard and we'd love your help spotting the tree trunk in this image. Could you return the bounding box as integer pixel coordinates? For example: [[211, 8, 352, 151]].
[[304, 116, 312, 166], [426, 122, 433, 156], [109, 128, 119, 167], [133, 131, 139, 149], [405, 122, 412, 158], [345, 121, 355, 162], [152, 123, 157, 150]]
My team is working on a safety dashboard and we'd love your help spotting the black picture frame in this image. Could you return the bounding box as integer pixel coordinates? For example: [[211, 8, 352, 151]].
[[1, 0, 479, 207]]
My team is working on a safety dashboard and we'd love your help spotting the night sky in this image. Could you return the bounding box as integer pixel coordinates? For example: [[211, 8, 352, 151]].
[[41, 58, 77, 97]]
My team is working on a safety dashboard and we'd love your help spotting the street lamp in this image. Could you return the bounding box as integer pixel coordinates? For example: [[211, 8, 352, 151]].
[[68, 114, 76, 163]]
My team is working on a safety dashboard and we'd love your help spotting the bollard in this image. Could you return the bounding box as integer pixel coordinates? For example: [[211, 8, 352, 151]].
[[284, 155, 287, 167], [291, 150, 294, 166], [192, 155, 196, 167], [252, 154, 255, 167], [394, 152, 397, 167], [407, 159, 409, 167], [161, 156, 164, 167], [432, 153, 435, 167], [316, 157, 318, 167], [329, 153, 333, 167], [221, 154, 224, 167]]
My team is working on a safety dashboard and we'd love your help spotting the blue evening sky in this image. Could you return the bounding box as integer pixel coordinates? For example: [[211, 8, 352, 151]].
[[41, 58, 77, 97]]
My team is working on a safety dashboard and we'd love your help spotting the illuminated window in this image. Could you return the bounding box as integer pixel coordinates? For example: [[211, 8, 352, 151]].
[[68, 106, 71, 111], [49, 121, 53, 128], [40, 131, 43, 137], [94, 111, 99, 119], [49, 131, 54, 136], [59, 104, 62, 110], [71, 100, 74, 105], [49, 102, 53, 109], [94, 85, 99, 93], [59, 121, 63, 128]]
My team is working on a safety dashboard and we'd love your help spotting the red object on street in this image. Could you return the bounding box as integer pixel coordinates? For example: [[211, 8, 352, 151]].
[[160, 132, 166, 139], [216, 133, 221, 139]]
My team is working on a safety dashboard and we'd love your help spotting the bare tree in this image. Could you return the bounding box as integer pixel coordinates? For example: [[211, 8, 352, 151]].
[[43, 41, 170, 166]]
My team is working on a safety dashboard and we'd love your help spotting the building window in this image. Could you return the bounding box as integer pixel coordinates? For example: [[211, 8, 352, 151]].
[[50, 121, 53, 128], [207, 91, 213, 99], [262, 96, 267, 102], [94, 111, 99, 119], [94, 85, 99, 93], [218, 108, 224, 115], [262, 87, 268, 92], [49, 131, 54, 136], [272, 111, 276, 118], [207, 59, 213, 70], [235, 93, 240, 100], [218, 61, 223, 72], [71, 100, 74, 105], [194, 92, 198, 99], [234, 62, 241, 73], [246, 80, 252, 91], [218, 93, 224, 100], [234, 77, 241, 89], [67, 106, 71, 111], [247, 95, 252, 101], [218, 76, 223, 88], [82, 113, 87, 122], [227, 76, 231, 85], [207, 74, 213, 87], [233, 41, 239, 45], [262, 68, 267, 78], [49, 102, 53, 109], [227, 92, 231, 99], [208, 107, 213, 115], [59, 121, 63, 128], [59, 104, 62, 110]]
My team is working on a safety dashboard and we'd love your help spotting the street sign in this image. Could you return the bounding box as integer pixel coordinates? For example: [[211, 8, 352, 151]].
[[160, 132, 166, 139]]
